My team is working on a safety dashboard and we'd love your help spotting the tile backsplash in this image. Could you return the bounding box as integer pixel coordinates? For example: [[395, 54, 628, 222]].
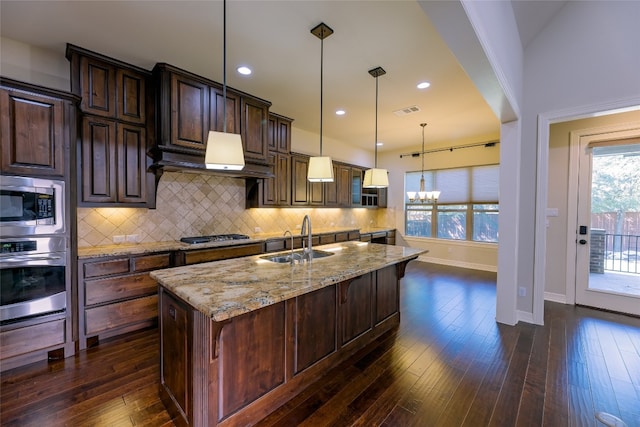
[[77, 172, 394, 248]]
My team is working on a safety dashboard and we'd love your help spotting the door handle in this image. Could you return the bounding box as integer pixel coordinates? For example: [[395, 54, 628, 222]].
[[579, 239, 587, 245]]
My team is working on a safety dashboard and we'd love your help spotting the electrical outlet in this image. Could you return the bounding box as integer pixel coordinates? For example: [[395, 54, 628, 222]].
[[113, 235, 125, 244], [519, 287, 526, 297], [254, 227, 262, 233], [126, 234, 139, 243]]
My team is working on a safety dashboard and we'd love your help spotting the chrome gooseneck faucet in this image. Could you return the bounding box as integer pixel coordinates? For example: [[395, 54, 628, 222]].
[[300, 215, 313, 262]]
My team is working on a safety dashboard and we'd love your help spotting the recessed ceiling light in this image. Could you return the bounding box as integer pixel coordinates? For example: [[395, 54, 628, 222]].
[[417, 81, 431, 89], [237, 66, 252, 75], [336, 109, 346, 116]]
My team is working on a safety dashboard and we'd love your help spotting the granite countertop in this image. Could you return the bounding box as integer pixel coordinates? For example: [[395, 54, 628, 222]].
[[77, 238, 266, 259], [150, 241, 424, 322], [77, 227, 396, 259]]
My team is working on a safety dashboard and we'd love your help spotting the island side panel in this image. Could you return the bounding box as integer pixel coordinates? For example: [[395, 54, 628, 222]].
[[375, 265, 399, 325], [159, 287, 217, 427], [294, 285, 338, 374], [339, 273, 374, 346], [218, 302, 286, 420]]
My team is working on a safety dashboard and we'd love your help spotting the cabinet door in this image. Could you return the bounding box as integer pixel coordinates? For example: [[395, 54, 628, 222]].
[[117, 123, 147, 204], [291, 155, 309, 205], [116, 68, 146, 124], [276, 153, 291, 205], [0, 88, 65, 176], [240, 97, 268, 163], [276, 117, 291, 153], [351, 168, 363, 206], [171, 73, 209, 150], [80, 56, 116, 118], [340, 274, 373, 345], [323, 164, 339, 206], [81, 116, 117, 203], [337, 164, 352, 207], [262, 151, 278, 206], [294, 286, 337, 374], [375, 265, 398, 324], [210, 86, 240, 134], [267, 115, 278, 152]]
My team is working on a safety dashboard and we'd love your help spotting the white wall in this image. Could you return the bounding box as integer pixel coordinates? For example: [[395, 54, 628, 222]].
[[522, 1, 640, 319], [1, 37, 70, 90], [291, 127, 371, 167], [419, 0, 524, 324]]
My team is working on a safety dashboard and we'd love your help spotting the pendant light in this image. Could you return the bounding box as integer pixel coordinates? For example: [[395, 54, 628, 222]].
[[307, 22, 334, 182], [205, 0, 245, 171], [407, 123, 440, 203], [363, 66, 389, 188]]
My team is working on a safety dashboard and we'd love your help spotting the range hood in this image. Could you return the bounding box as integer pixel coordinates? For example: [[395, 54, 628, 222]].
[[151, 146, 274, 180]]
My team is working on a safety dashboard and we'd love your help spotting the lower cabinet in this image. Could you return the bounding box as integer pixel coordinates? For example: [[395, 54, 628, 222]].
[[78, 252, 171, 348]]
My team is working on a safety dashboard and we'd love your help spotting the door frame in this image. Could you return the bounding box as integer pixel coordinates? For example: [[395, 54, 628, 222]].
[[566, 124, 640, 306]]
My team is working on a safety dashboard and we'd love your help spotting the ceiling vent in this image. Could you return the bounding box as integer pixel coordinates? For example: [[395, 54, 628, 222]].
[[393, 105, 421, 116]]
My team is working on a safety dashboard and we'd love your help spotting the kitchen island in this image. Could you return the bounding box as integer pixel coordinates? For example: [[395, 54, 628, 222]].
[[150, 241, 424, 426]]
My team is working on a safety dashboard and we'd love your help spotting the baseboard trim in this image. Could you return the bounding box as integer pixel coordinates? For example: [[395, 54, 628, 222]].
[[544, 292, 567, 304], [517, 310, 535, 324], [417, 255, 497, 272]]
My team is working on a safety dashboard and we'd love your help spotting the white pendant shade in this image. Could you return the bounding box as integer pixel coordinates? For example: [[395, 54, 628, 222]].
[[307, 156, 334, 182], [204, 130, 245, 170], [363, 168, 389, 188]]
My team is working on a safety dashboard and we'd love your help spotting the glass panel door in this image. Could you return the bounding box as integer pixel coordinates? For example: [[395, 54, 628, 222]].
[[575, 139, 640, 315]]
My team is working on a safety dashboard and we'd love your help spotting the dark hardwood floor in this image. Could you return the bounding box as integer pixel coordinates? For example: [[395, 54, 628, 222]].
[[1, 262, 639, 426]]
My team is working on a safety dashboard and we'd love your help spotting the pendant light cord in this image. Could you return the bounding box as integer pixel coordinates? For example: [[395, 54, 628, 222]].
[[319, 30, 324, 156], [421, 123, 426, 179], [374, 75, 379, 168], [222, 0, 227, 133]]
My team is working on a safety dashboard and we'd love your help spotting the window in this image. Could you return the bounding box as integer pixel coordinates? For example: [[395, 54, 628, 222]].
[[405, 165, 499, 242]]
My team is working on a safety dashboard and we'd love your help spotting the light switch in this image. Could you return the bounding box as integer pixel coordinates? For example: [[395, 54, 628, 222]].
[[546, 208, 559, 217]]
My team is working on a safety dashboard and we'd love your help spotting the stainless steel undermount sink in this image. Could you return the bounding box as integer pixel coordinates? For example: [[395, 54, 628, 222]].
[[260, 249, 335, 264]]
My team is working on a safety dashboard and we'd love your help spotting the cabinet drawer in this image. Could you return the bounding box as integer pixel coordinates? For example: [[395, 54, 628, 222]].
[[84, 258, 130, 278], [348, 231, 360, 241], [184, 243, 263, 265], [335, 232, 349, 243], [319, 234, 336, 245], [132, 253, 171, 272], [265, 239, 286, 253], [85, 272, 157, 306], [85, 294, 158, 335], [0, 319, 65, 360]]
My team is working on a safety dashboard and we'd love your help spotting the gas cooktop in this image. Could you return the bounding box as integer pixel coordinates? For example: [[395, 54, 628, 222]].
[[180, 234, 251, 244]]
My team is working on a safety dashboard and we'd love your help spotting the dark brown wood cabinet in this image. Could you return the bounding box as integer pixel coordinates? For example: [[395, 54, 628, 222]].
[[80, 116, 149, 205], [248, 113, 293, 207], [169, 71, 210, 150], [240, 96, 269, 164], [153, 63, 272, 172], [157, 256, 414, 426], [67, 44, 155, 208], [324, 162, 351, 207], [291, 154, 310, 206], [76, 54, 147, 125], [268, 113, 292, 154], [0, 81, 75, 177], [78, 252, 171, 349]]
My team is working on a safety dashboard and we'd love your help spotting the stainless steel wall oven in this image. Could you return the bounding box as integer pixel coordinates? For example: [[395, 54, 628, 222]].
[[0, 236, 67, 323]]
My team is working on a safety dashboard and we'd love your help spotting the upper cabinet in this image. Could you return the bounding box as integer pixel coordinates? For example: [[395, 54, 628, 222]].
[[0, 79, 77, 177], [153, 63, 271, 171], [67, 44, 156, 208]]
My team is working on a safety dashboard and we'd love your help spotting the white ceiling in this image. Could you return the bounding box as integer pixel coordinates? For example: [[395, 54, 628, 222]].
[[0, 1, 565, 155]]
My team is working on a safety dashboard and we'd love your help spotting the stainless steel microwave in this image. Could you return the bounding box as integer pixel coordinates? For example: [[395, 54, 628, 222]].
[[0, 175, 65, 236]]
